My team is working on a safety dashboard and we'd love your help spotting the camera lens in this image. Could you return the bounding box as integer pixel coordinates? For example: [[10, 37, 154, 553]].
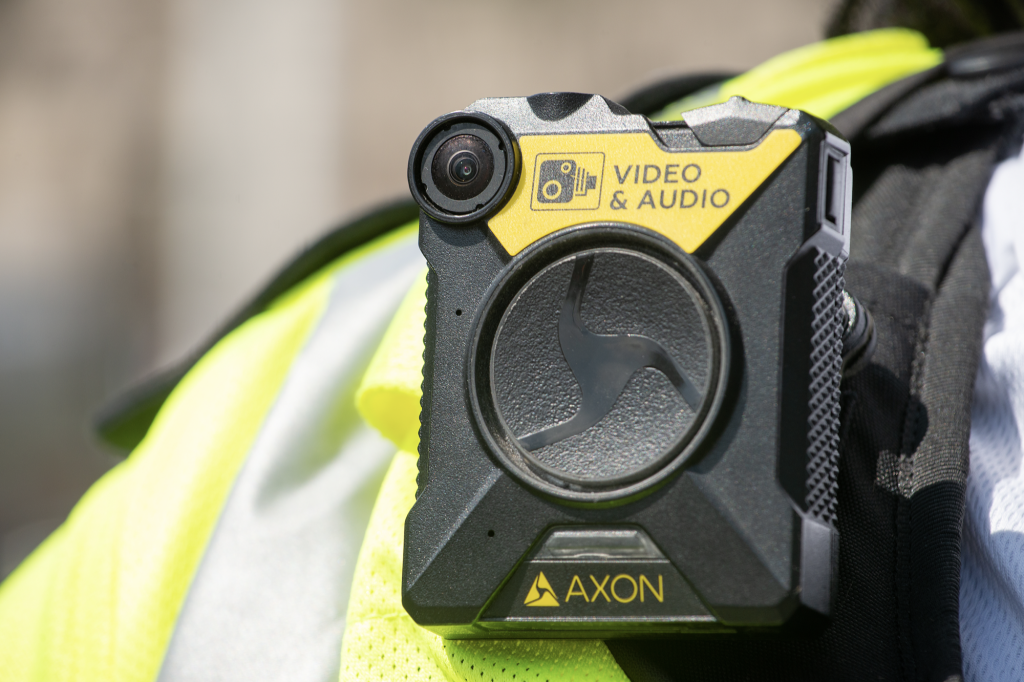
[[431, 134, 495, 202], [448, 151, 480, 184], [409, 112, 517, 222]]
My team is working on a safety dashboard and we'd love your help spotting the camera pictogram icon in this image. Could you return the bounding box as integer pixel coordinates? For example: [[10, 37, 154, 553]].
[[531, 153, 604, 210]]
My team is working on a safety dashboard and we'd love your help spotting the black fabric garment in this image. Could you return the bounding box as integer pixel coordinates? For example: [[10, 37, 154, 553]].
[[826, 0, 1024, 49], [606, 50, 1024, 682]]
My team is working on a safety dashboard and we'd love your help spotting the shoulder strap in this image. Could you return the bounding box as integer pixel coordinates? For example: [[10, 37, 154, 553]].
[[832, 30, 1024, 139]]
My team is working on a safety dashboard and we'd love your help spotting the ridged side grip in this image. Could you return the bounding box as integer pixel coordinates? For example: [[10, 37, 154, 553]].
[[417, 266, 439, 497], [805, 249, 846, 527]]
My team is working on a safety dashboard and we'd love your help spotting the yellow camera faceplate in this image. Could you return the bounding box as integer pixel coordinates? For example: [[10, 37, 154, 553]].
[[488, 128, 802, 255]]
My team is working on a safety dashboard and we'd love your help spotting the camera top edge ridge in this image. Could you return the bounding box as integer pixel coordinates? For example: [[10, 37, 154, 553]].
[[469, 95, 651, 136]]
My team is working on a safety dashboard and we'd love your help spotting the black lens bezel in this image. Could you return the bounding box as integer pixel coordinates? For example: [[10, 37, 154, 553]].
[[408, 111, 519, 224]]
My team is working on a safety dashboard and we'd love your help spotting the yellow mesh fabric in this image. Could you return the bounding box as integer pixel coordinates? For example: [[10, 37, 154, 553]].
[[344, 28, 943, 682], [339, 451, 628, 682], [652, 28, 942, 122], [0, 227, 416, 682]]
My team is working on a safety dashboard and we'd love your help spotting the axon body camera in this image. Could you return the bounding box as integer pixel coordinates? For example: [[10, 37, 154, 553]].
[[404, 92, 858, 638]]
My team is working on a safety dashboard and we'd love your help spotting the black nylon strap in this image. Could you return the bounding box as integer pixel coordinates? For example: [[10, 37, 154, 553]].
[[904, 227, 990, 680], [829, 64, 945, 139], [868, 65, 1024, 138], [831, 32, 1024, 140]]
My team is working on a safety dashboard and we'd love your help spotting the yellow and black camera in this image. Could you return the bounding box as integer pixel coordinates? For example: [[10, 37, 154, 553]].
[[405, 92, 857, 638]]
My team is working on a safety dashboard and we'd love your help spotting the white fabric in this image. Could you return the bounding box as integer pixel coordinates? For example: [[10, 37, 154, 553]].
[[961, 141, 1024, 682]]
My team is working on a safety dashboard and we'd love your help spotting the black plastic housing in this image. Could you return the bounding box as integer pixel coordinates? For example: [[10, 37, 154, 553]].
[[405, 93, 851, 638]]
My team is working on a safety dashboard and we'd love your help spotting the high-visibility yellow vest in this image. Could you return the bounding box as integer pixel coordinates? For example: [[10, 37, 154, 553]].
[[0, 28, 942, 682]]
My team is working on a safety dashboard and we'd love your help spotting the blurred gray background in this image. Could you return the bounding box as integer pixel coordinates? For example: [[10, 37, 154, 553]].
[[0, 0, 832, 577]]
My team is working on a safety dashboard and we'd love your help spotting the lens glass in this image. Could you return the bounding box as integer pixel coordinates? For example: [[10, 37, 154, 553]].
[[449, 151, 480, 185], [430, 134, 495, 202]]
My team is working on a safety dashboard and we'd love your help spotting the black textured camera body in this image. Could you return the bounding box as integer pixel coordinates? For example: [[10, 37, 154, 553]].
[[405, 93, 851, 638]]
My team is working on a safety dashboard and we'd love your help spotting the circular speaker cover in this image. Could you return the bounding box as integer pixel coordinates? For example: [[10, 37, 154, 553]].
[[469, 224, 731, 502]]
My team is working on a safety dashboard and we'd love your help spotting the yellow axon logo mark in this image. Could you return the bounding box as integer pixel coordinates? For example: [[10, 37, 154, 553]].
[[523, 572, 560, 606], [530, 153, 605, 211], [523, 572, 664, 607]]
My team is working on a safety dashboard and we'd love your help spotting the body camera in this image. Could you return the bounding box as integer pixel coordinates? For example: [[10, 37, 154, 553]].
[[404, 92, 852, 638]]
